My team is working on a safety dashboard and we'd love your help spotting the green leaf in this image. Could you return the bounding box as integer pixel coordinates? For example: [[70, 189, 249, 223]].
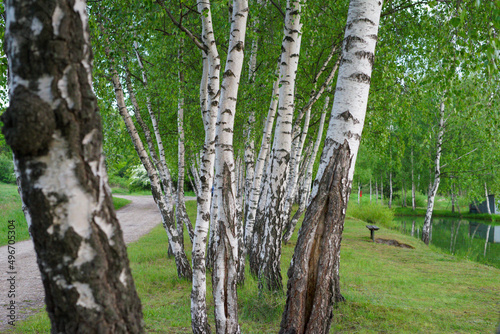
[[450, 17, 460, 28]]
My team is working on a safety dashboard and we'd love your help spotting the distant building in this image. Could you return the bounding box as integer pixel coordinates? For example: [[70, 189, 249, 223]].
[[469, 194, 499, 214], [469, 222, 500, 243]]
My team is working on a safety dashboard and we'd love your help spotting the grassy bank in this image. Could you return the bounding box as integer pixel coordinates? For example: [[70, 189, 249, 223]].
[[13, 201, 500, 333], [0, 183, 132, 247]]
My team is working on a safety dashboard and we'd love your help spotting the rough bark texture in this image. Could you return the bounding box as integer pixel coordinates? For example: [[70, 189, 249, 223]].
[[280, 143, 351, 334], [250, 0, 304, 291], [211, 0, 248, 331], [280, 0, 383, 332], [244, 76, 279, 249], [2, 1, 143, 332]]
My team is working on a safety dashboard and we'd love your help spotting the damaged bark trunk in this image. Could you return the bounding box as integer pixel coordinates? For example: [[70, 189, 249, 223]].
[[280, 0, 383, 332], [2, 1, 143, 332]]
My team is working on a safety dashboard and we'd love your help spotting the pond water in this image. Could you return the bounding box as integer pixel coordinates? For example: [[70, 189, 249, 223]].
[[393, 216, 500, 269]]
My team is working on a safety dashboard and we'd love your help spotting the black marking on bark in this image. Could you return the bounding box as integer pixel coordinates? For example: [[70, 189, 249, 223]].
[[341, 58, 353, 65], [290, 53, 300, 58], [348, 72, 371, 84], [347, 18, 376, 30], [368, 34, 378, 41], [343, 131, 361, 141], [355, 51, 375, 67], [223, 70, 236, 79], [290, 9, 299, 16], [1, 86, 55, 156], [284, 36, 295, 43], [231, 41, 244, 52], [221, 109, 233, 115], [336, 110, 359, 124], [344, 35, 366, 53]]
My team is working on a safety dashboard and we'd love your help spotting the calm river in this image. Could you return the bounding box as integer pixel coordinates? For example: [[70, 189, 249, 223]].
[[393, 216, 500, 269]]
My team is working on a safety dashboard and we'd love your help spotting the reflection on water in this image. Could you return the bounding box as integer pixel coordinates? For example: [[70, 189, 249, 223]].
[[394, 216, 500, 269]]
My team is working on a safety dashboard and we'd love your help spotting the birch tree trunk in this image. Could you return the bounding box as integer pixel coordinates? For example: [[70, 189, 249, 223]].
[[105, 45, 192, 279], [280, 1, 383, 332], [2, 1, 143, 331], [422, 99, 446, 245], [283, 95, 329, 243], [211, 1, 248, 332], [133, 43, 174, 199], [250, 0, 305, 291], [388, 171, 393, 208], [370, 178, 372, 203], [190, 0, 221, 330], [485, 182, 491, 214], [244, 76, 279, 248], [412, 147, 416, 210], [177, 40, 195, 243]]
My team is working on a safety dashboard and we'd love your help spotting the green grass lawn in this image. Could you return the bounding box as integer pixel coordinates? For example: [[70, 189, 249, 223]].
[[11, 200, 500, 333], [0, 183, 131, 247]]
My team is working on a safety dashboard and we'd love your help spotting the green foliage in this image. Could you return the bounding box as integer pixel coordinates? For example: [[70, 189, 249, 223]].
[[346, 202, 396, 229], [0, 153, 15, 184]]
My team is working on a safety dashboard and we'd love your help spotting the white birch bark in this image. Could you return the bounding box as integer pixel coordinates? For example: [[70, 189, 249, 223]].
[[244, 76, 279, 248], [251, 0, 305, 290], [411, 147, 416, 210], [388, 171, 393, 208], [191, 0, 221, 330], [281, 1, 384, 331], [370, 177, 372, 203], [485, 182, 491, 214], [282, 92, 329, 243], [422, 99, 446, 245], [211, 1, 248, 332], [243, 0, 264, 220]]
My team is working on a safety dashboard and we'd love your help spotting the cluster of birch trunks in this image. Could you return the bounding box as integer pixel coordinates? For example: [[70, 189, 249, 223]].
[[3, 0, 386, 333], [100, 0, 385, 332]]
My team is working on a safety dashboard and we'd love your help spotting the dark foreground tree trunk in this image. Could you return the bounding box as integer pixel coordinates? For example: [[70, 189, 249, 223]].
[[2, 1, 143, 332], [280, 143, 351, 334]]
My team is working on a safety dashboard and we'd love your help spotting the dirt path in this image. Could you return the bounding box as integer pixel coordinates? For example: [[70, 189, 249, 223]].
[[0, 195, 185, 332]]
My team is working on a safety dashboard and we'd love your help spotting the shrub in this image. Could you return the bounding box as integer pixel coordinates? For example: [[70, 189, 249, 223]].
[[128, 165, 151, 191], [0, 154, 15, 184], [346, 202, 395, 229]]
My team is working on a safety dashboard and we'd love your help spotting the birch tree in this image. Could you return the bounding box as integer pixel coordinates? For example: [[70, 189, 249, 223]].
[[281, 1, 384, 332], [250, 0, 305, 291], [211, 0, 249, 331], [1, 0, 143, 331], [422, 98, 445, 245]]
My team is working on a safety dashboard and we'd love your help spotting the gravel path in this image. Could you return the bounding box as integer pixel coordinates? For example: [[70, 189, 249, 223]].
[[0, 195, 185, 332]]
